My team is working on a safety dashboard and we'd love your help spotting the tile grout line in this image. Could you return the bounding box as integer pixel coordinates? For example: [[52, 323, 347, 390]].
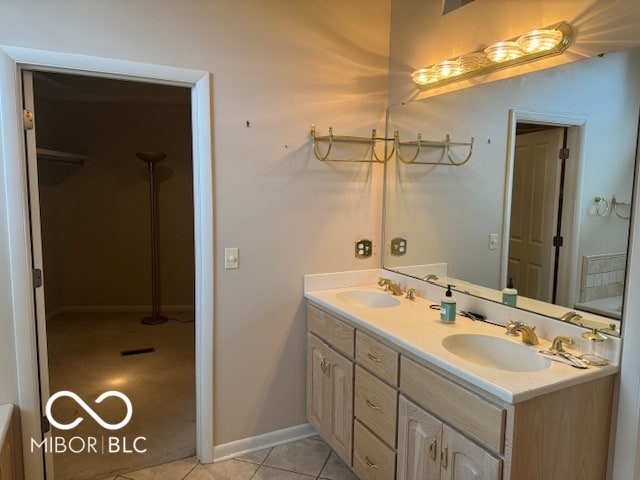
[[179, 458, 200, 480], [248, 447, 273, 480], [315, 449, 332, 479], [250, 463, 318, 479]]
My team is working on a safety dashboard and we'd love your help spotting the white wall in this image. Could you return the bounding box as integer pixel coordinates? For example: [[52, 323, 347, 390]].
[[0, 0, 390, 449]]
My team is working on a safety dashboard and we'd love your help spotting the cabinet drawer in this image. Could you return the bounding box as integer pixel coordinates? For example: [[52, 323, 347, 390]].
[[353, 420, 395, 480], [356, 330, 398, 386], [308, 304, 354, 358], [400, 356, 505, 453], [354, 366, 397, 446]]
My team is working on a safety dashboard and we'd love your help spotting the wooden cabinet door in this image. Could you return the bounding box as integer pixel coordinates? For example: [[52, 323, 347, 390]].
[[307, 333, 330, 438], [326, 343, 354, 463], [441, 425, 501, 480], [397, 396, 442, 480], [306, 332, 353, 465]]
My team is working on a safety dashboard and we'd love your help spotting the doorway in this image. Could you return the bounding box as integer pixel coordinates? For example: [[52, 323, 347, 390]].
[[28, 71, 196, 479], [0, 46, 215, 480], [502, 110, 586, 309], [508, 124, 566, 302]]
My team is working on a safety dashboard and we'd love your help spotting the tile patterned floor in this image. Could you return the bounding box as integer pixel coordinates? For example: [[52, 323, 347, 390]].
[[101, 436, 359, 480]]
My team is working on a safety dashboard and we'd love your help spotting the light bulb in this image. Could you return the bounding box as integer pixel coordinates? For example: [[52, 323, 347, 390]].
[[484, 41, 524, 63]]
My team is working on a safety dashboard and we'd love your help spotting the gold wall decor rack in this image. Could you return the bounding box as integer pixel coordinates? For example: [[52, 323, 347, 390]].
[[395, 132, 474, 166], [310, 124, 395, 163]]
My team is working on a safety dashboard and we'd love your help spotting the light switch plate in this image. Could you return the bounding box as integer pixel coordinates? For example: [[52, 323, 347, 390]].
[[488, 234, 498, 250], [225, 247, 239, 269]]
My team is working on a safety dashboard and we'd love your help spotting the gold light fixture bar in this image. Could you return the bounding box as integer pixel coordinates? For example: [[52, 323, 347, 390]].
[[411, 21, 572, 91]]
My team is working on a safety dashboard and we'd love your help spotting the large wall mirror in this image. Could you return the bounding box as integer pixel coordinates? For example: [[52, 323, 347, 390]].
[[384, 46, 640, 337]]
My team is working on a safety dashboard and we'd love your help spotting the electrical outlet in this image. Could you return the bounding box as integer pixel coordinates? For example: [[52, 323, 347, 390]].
[[391, 237, 407, 256], [355, 240, 372, 258]]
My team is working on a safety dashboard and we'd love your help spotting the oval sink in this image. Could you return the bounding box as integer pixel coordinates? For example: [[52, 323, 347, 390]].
[[442, 333, 551, 372], [335, 290, 401, 308]]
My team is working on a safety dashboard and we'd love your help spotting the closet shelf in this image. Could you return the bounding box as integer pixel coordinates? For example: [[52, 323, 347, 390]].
[[395, 132, 474, 166], [310, 124, 395, 163], [37, 148, 91, 166]]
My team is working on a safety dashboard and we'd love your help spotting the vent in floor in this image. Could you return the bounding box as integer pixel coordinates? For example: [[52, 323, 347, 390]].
[[120, 347, 155, 356]]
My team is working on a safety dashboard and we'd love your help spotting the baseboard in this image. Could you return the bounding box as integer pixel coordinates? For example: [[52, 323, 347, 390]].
[[46, 304, 195, 320], [211, 423, 317, 463]]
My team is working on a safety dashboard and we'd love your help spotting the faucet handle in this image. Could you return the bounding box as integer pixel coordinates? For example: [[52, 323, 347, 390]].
[[505, 320, 520, 336], [551, 336, 574, 353], [406, 288, 418, 300]]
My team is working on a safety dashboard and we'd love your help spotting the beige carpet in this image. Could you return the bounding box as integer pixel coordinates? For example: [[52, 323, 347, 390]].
[[45, 311, 196, 480]]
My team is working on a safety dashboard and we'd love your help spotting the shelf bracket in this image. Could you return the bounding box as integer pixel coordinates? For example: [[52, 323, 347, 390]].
[[310, 124, 394, 163], [395, 131, 474, 166]]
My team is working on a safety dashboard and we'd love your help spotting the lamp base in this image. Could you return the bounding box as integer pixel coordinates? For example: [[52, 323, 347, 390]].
[[141, 314, 170, 325]]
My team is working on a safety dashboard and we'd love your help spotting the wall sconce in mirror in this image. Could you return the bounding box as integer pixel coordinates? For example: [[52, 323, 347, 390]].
[[411, 21, 572, 91]]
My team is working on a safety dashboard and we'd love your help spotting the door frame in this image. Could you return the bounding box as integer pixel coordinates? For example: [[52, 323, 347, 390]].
[[503, 109, 586, 308], [0, 45, 215, 479]]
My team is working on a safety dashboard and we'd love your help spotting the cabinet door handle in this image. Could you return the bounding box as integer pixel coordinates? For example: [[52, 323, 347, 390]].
[[440, 446, 448, 470], [365, 399, 381, 410], [320, 358, 331, 377], [429, 438, 438, 461], [367, 352, 381, 363], [365, 456, 379, 469]]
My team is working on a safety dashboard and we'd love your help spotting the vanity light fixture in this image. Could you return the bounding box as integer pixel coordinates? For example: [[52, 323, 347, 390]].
[[411, 21, 572, 91]]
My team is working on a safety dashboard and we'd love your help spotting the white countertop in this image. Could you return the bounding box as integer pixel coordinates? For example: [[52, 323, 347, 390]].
[[304, 279, 619, 404]]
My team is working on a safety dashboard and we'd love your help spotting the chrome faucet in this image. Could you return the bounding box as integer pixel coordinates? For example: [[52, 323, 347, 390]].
[[505, 321, 539, 345], [377, 277, 403, 296], [560, 311, 583, 324]]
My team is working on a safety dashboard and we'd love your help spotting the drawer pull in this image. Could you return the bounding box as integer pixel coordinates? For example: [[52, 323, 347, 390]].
[[429, 438, 438, 461], [365, 399, 381, 410], [365, 456, 379, 469], [367, 352, 382, 363], [441, 446, 448, 470]]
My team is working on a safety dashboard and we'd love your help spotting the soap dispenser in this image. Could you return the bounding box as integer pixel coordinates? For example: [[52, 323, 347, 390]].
[[440, 285, 456, 323], [502, 278, 518, 307]]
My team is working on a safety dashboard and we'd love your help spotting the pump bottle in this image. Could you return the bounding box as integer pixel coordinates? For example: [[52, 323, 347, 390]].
[[502, 278, 518, 307], [440, 285, 456, 323]]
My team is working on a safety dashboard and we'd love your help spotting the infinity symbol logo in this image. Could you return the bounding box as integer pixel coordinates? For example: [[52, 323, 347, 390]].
[[46, 391, 133, 431]]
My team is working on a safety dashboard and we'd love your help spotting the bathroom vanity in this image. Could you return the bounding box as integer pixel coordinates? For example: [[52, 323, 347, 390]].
[[305, 272, 619, 480]]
